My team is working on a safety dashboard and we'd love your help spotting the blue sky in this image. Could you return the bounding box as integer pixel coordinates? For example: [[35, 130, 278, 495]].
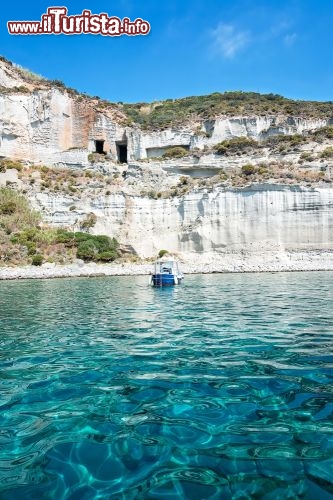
[[1, 0, 332, 103]]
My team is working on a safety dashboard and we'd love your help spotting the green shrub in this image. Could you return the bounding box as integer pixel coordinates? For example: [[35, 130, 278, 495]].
[[0, 201, 17, 215], [13, 85, 30, 93], [0, 185, 122, 265], [88, 153, 105, 164], [89, 235, 116, 252], [50, 79, 65, 88], [121, 92, 333, 130], [313, 126, 333, 140], [257, 166, 269, 175], [0, 159, 24, 172], [97, 250, 117, 262], [158, 249, 168, 258], [54, 229, 74, 245], [215, 144, 227, 155], [14, 63, 45, 82], [300, 152, 312, 160], [12, 228, 39, 244], [80, 213, 97, 230], [26, 242, 37, 255], [179, 176, 189, 185], [0, 189, 40, 233], [264, 134, 305, 147], [162, 146, 189, 159], [219, 169, 228, 180], [32, 254, 43, 266], [77, 240, 97, 260], [215, 136, 257, 155], [147, 190, 157, 199], [74, 233, 119, 261], [320, 147, 333, 158], [241, 164, 257, 176]]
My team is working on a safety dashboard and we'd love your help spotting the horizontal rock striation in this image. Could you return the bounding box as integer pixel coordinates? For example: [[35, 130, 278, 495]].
[[29, 185, 333, 257], [1, 57, 333, 266], [0, 58, 331, 166]]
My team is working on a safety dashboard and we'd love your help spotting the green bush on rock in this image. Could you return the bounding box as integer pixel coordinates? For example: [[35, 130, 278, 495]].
[[162, 147, 189, 159], [72, 233, 119, 262], [76, 240, 97, 260], [215, 137, 257, 155], [158, 249, 168, 258], [32, 254, 43, 266], [241, 164, 257, 176]]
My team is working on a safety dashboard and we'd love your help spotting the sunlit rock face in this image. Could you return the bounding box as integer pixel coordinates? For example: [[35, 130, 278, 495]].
[[30, 185, 333, 257], [0, 88, 123, 166], [0, 57, 330, 166], [133, 116, 329, 160], [1, 87, 329, 165], [1, 58, 333, 261]]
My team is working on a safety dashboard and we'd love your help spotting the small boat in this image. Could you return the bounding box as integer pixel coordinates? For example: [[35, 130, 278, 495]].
[[150, 258, 184, 286]]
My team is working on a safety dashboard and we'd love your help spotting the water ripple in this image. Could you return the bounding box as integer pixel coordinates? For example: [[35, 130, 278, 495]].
[[0, 272, 332, 498]]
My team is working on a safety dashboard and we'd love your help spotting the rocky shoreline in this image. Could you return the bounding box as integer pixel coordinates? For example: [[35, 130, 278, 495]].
[[0, 250, 333, 280]]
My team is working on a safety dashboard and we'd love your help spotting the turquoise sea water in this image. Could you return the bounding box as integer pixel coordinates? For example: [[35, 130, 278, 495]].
[[0, 272, 333, 499]]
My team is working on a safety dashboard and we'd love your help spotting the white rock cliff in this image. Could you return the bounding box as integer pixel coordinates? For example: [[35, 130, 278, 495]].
[[1, 57, 333, 265]]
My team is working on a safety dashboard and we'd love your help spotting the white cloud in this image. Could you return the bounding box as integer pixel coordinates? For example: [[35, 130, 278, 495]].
[[284, 33, 297, 46], [211, 23, 250, 59]]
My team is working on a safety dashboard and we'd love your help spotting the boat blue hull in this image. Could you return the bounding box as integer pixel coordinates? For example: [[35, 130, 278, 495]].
[[152, 274, 177, 286]]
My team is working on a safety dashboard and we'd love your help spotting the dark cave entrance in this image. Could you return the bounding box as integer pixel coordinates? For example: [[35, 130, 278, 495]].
[[95, 140, 105, 154], [117, 142, 128, 163]]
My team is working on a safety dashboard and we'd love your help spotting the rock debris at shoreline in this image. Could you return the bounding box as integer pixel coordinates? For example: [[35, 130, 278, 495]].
[[1, 251, 333, 280]]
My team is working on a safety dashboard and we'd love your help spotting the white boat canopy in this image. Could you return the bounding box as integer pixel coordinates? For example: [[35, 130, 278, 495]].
[[154, 259, 181, 275]]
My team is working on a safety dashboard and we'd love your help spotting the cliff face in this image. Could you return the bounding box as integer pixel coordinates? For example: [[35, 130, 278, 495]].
[[0, 88, 125, 165], [134, 116, 330, 160], [1, 90, 329, 165], [30, 185, 333, 257], [1, 57, 333, 261], [0, 58, 331, 166]]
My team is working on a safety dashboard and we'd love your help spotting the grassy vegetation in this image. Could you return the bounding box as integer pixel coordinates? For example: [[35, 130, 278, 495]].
[[0, 159, 24, 172], [3, 55, 333, 134], [208, 161, 330, 188], [162, 146, 189, 159], [88, 153, 106, 164], [320, 147, 333, 159], [54, 230, 119, 262], [264, 134, 306, 147], [146, 159, 331, 199], [300, 152, 314, 161], [19, 165, 115, 198], [158, 249, 168, 258], [0, 187, 120, 266], [121, 92, 333, 130], [209, 128, 333, 157], [0, 85, 31, 95], [215, 136, 257, 155], [0, 188, 41, 265], [312, 125, 333, 141], [3, 54, 333, 134], [241, 164, 257, 176], [13, 63, 45, 82]]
